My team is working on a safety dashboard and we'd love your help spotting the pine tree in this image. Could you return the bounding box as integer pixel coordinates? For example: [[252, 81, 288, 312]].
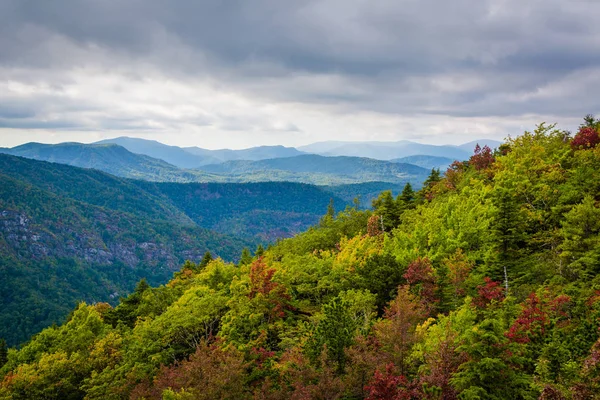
[[399, 182, 415, 204], [327, 198, 335, 219], [372, 190, 400, 231], [397, 182, 415, 212], [308, 297, 356, 373], [423, 168, 441, 188], [255, 244, 265, 258], [239, 248, 253, 266], [491, 188, 526, 281], [198, 251, 213, 270], [0, 338, 7, 368]]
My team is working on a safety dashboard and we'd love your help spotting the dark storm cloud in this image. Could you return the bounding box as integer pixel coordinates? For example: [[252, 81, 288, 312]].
[[1, 0, 599, 134]]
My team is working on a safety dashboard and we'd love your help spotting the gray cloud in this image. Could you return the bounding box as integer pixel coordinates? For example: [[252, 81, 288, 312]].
[[1, 0, 599, 146]]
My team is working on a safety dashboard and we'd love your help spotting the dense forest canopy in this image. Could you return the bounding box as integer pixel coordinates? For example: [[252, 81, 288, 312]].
[[2, 119, 600, 399]]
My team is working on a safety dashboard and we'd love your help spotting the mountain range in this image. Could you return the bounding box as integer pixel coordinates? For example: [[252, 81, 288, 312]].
[[95, 137, 307, 168], [1, 137, 501, 190], [0, 142, 430, 189]]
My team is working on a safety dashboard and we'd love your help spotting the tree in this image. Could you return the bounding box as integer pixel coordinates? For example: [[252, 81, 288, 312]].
[[420, 168, 442, 201], [374, 286, 426, 376], [255, 244, 265, 258], [490, 188, 526, 281], [239, 248, 253, 266], [104, 279, 151, 328], [372, 191, 400, 231], [308, 297, 356, 373], [198, 252, 213, 270], [451, 313, 533, 399], [327, 198, 335, 219], [0, 338, 7, 368], [469, 144, 495, 171], [423, 168, 441, 188], [572, 126, 600, 150], [560, 195, 600, 279], [397, 183, 415, 212]]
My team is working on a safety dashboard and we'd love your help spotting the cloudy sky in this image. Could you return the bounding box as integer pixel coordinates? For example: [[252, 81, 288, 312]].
[[1, 0, 598, 149]]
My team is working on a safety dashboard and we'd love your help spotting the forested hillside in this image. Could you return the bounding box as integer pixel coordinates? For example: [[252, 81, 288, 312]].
[[197, 154, 430, 185], [0, 155, 346, 345], [2, 120, 600, 399]]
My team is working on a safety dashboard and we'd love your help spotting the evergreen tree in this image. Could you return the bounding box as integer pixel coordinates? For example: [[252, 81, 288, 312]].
[[399, 182, 415, 204], [255, 244, 265, 258], [327, 198, 335, 219], [372, 190, 400, 231], [239, 248, 253, 266], [423, 168, 441, 188], [104, 278, 150, 328], [0, 338, 7, 368], [451, 311, 533, 399], [490, 188, 526, 281], [397, 182, 416, 212], [308, 297, 356, 373], [198, 251, 213, 270]]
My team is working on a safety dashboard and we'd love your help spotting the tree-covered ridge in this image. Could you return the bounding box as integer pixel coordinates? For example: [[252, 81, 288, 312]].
[[0, 171, 254, 347], [2, 120, 600, 399], [0, 155, 348, 345]]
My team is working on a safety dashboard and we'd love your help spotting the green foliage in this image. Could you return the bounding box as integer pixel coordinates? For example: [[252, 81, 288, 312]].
[[307, 296, 357, 373]]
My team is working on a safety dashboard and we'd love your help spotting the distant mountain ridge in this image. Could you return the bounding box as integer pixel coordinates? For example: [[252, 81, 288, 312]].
[[96, 137, 306, 168], [94, 136, 499, 164], [298, 139, 502, 160]]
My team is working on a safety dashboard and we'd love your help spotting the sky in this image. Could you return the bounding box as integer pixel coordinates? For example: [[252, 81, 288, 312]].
[[1, 0, 599, 150]]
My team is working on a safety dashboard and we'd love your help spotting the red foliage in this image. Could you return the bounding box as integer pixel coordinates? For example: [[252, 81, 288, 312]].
[[417, 327, 464, 400], [506, 292, 549, 344], [403, 257, 438, 309], [249, 257, 278, 298], [130, 342, 248, 399], [365, 363, 415, 400], [248, 257, 292, 319], [469, 144, 495, 171], [368, 214, 384, 237], [473, 277, 504, 308], [506, 291, 572, 344], [444, 161, 466, 190], [250, 346, 276, 368], [571, 126, 600, 150]]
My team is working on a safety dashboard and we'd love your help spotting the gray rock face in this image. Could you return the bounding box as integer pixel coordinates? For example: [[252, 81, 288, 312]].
[[0, 209, 197, 270]]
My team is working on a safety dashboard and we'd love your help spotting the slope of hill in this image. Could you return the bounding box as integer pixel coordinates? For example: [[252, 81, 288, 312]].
[[0, 142, 215, 182], [198, 154, 430, 184], [323, 181, 408, 206], [0, 169, 253, 346], [135, 181, 346, 241], [95, 137, 218, 168]]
